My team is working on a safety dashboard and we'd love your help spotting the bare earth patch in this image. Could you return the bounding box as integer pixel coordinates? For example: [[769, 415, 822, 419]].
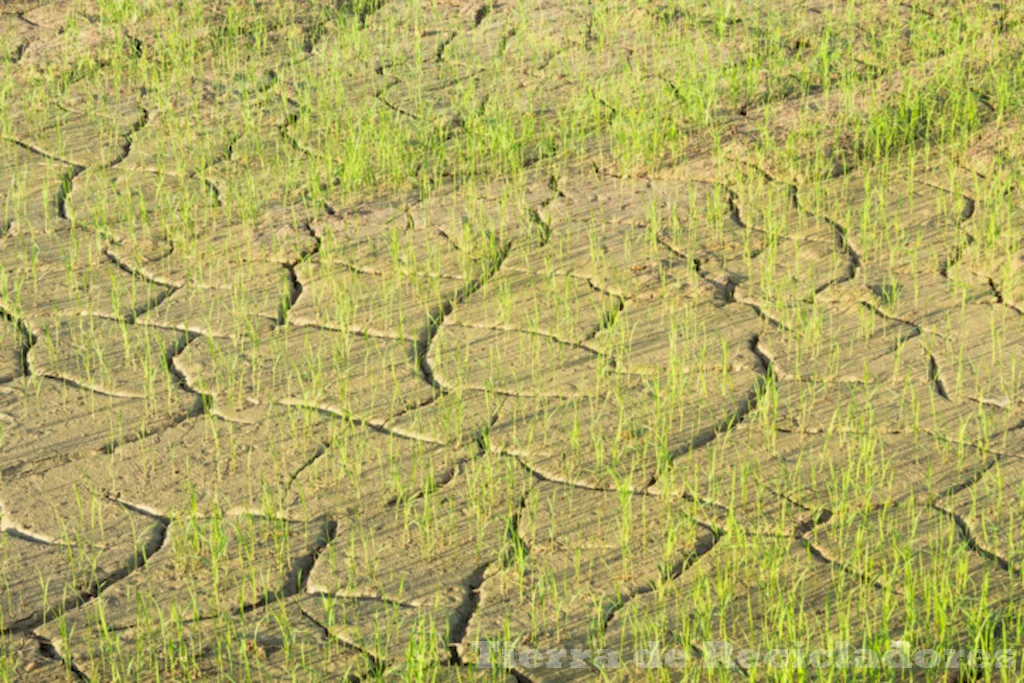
[[2, 0, 1024, 680]]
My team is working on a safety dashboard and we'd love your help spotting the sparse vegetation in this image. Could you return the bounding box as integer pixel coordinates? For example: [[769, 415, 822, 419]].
[[1, 0, 1023, 680]]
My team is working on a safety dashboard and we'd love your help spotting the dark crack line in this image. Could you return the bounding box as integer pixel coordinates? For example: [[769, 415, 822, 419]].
[[243, 518, 338, 613], [297, 606, 389, 677], [106, 107, 150, 170], [34, 634, 90, 682], [167, 339, 214, 417], [101, 249, 179, 322], [57, 164, 87, 221], [601, 524, 720, 632], [802, 538, 893, 594], [931, 504, 1018, 576], [2, 137, 79, 167], [650, 334, 772, 489], [526, 207, 551, 246], [763, 486, 834, 537], [580, 295, 624, 344], [928, 354, 950, 400], [6, 39, 28, 65], [654, 235, 702, 273], [933, 456, 1000, 502], [497, 494, 529, 569], [0, 304, 35, 378], [201, 176, 223, 206], [445, 562, 491, 664], [435, 31, 457, 63], [985, 277, 1024, 317], [276, 222, 321, 329], [375, 92, 420, 120], [6, 504, 168, 634], [415, 237, 511, 393], [278, 263, 302, 326]]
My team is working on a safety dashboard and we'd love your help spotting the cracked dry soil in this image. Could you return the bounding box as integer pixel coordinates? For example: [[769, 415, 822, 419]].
[[2, 0, 1024, 681]]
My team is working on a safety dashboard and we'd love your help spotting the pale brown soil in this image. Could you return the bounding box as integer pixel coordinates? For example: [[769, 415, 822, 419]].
[[2, 0, 1024, 681]]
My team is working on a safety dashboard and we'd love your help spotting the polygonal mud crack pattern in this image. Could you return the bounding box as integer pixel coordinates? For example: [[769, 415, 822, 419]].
[[460, 481, 718, 668], [27, 316, 190, 398], [0, 496, 164, 630], [4, 0, 1024, 677], [0, 377, 198, 477], [45, 598, 373, 682], [0, 407, 340, 521], [437, 270, 621, 345], [0, 223, 173, 327], [37, 515, 331, 636], [602, 536, 900, 676], [174, 326, 434, 423], [305, 456, 530, 663]]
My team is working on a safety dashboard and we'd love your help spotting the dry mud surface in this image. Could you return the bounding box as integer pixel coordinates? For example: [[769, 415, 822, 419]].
[[2, 0, 1024, 680]]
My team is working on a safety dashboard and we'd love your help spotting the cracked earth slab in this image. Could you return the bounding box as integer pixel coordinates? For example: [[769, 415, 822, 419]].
[[654, 423, 999, 530], [445, 271, 621, 345], [926, 303, 1024, 409], [0, 497, 163, 630], [109, 219, 317, 288], [602, 535, 900, 677], [0, 15, 36, 62], [806, 169, 971, 276], [489, 365, 763, 492], [118, 88, 282, 176], [589, 292, 762, 375], [0, 406, 340, 522], [429, 324, 609, 399], [811, 502, 1019, 615], [201, 127, 324, 227], [27, 315, 190, 398], [37, 514, 330, 637], [460, 481, 717, 668], [291, 262, 457, 340], [383, 389, 500, 445], [500, 175, 709, 297], [827, 268, 998, 331], [763, 378, 1020, 447], [758, 300, 933, 384], [5, 84, 143, 169], [311, 207, 476, 280], [0, 139, 70, 226], [285, 429, 476, 520], [66, 166, 220, 242], [174, 326, 435, 423], [0, 376, 198, 478], [940, 454, 1024, 571], [0, 223, 172, 327], [304, 455, 530, 663], [44, 597, 372, 682]]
